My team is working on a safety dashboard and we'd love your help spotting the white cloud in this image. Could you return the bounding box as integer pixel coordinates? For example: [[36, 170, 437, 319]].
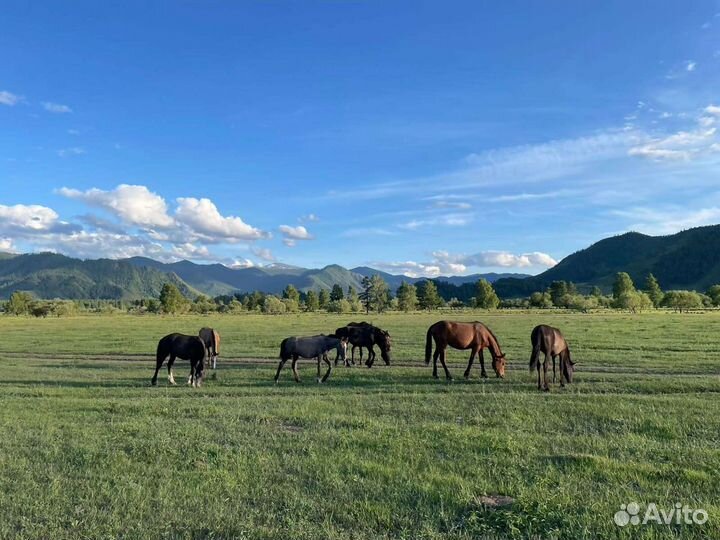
[[42, 101, 72, 113], [430, 200, 472, 210], [59, 184, 175, 228], [611, 206, 720, 236], [278, 225, 313, 247], [705, 105, 720, 116], [175, 197, 268, 242], [229, 258, 255, 269], [686, 61, 697, 72], [400, 213, 473, 230], [0, 204, 63, 232], [251, 247, 275, 261], [57, 147, 86, 157], [0, 238, 15, 251], [299, 213, 319, 223], [435, 249, 558, 269], [0, 90, 22, 106], [171, 243, 211, 260]]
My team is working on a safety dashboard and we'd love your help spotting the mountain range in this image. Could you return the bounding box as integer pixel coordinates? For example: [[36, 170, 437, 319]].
[[2, 224, 720, 300]]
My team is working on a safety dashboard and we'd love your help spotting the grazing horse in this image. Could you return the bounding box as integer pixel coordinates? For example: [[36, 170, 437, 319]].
[[334, 322, 392, 367], [199, 327, 220, 369], [151, 333, 207, 387], [274, 334, 348, 383], [529, 325, 575, 391], [425, 320, 507, 380]]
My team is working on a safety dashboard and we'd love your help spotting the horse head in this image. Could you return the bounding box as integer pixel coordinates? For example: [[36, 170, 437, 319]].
[[378, 329, 392, 365], [562, 349, 575, 383], [492, 353, 507, 379]]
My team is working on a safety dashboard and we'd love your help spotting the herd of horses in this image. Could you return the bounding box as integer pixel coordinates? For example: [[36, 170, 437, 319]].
[[151, 321, 575, 391]]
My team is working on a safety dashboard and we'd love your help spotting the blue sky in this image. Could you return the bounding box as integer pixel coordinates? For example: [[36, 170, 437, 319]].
[[2, 1, 720, 276]]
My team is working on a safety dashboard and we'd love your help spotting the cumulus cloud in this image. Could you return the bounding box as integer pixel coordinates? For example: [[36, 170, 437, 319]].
[[251, 246, 275, 261], [228, 258, 255, 269], [0, 238, 15, 251], [175, 197, 269, 242], [0, 90, 22, 106], [705, 105, 720, 115], [278, 225, 313, 247], [58, 184, 175, 228], [0, 203, 75, 234], [42, 101, 72, 113], [372, 248, 557, 278]]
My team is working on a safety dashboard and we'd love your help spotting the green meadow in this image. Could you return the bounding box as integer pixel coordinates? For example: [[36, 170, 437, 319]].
[[0, 311, 718, 539]]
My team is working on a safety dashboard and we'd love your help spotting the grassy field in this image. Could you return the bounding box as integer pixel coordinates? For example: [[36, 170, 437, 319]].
[[0, 311, 719, 539]]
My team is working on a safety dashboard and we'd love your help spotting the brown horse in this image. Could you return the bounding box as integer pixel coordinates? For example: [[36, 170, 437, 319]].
[[529, 324, 575, 391], [425, 320, 507, 380]]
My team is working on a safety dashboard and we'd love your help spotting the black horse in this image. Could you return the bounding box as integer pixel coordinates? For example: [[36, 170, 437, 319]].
[[199, 327, 220, 370], [335, 322, 391, 367], [274, 334, 347, 383], [151, 333, 207, 387]]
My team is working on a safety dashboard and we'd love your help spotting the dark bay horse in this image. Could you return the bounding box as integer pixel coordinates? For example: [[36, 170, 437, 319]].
[[199, 327, 220, 369], [529, 325, 575, 391], [425, 320, 507, 380], [151, 333, 207, 387], [334, 322, 392, 367], [274, 334, 347, 383]]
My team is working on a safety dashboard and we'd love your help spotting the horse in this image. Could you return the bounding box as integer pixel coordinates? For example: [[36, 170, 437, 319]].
[[334, 321, 371, 364], [425, 320, 507, 380], [334, 322, 392, 367], [274, 334, 348, 383], [529, 325, 575, 391], [199, 327, 220, 369], [151, 333, 207, 387]]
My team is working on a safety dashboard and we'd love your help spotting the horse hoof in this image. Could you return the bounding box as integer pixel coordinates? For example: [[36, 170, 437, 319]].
[[481, 373, 488, 379]]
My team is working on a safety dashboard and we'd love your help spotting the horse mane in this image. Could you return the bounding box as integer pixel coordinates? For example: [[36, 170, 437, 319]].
[[483, 324, 503, 359]]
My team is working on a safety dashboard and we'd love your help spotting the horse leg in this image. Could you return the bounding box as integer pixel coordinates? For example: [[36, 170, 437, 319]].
[[366, 346, 375, 368], [317, 355, 322, 383], [321, 354, 332, 383], [151, 354, 166, 386], [542, 354, 550, 391], [432, 347, 440, 379], [440, 349, 452, 381], [274, 358, 287, 383], [464, 347, 477, 379], [478, 349, 488, 378], [552, 355, 556, 384], [291, 355, 300, 383], [559, 356, 566, 388], [537, 361, 542, 390], [167, 355, 177, 385]]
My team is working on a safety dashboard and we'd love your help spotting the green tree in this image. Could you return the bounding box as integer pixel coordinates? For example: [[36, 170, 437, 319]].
[[590, 286, 603, 297], [396, 281, 418, 312], [347, 286, 359, 303], [613, 272, 636, 300], [615, 290, 653, 313], [529, 291, 553, 308], [327, 299, 352, 313], [6, 291, 33, 315], [329, 284, 344, 302], [475, 279, 500, 309], [282, 284, 300, 303], [549, 281, 569, 306], [418, 280, 443, 310], [369, 275, 390, 312], [644, 273, 664, 308], [304, 290, 320, 312], [662, 290, 703, 312], [263, 295, 287, 314], [359, 276, 372, 313], [707, 284, 720, 307], [318, 289, 330, 309], [159, 283, 187, 314]]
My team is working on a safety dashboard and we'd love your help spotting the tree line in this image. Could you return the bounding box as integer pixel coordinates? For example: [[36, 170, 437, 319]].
[[2, 272, 717, 316]]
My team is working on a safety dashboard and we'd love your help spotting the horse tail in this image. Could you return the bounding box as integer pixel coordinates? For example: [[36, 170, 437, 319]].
[[213, 329, 220, 356], [529, 328, 541, 373], [156, 336, 169, 365], [425, 324, 434, 364], [279, 337, 290, 360]]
